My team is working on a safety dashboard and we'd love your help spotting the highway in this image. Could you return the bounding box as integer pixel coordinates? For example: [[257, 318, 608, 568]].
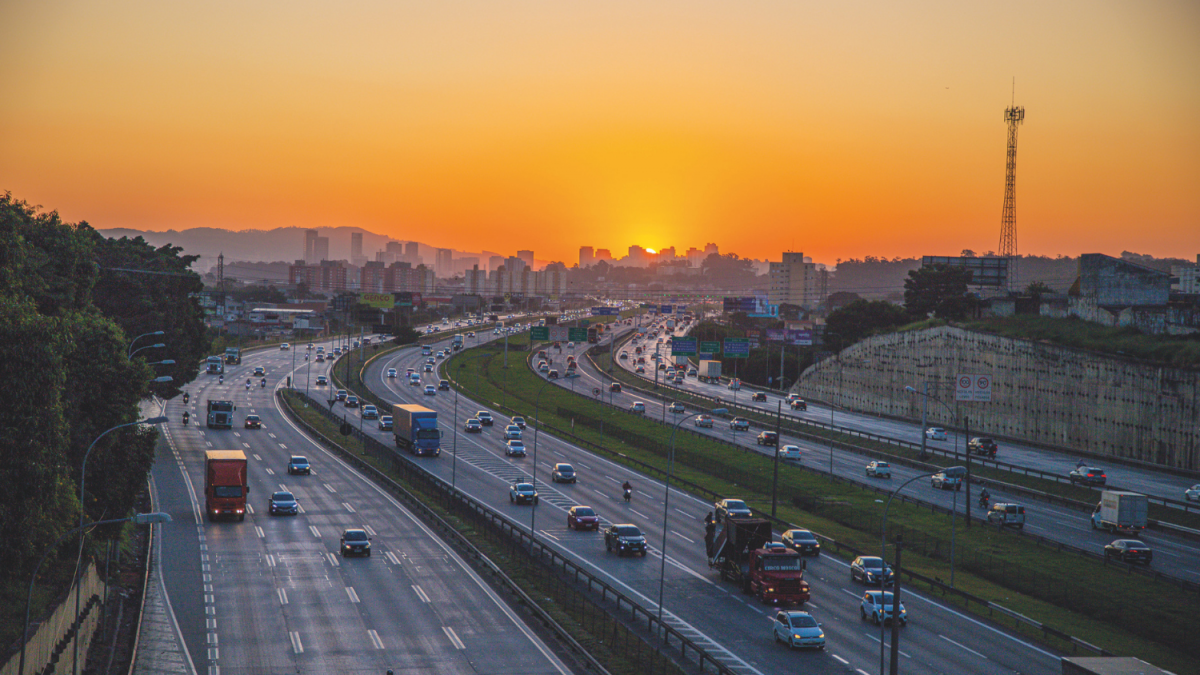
[[577, 319, 1200, 582], [350, 326, 1066, 675], [627, 316, 1198, 506], [152, 330, 574, 675]]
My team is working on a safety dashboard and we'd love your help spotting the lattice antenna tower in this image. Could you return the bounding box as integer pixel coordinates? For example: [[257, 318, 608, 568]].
[[217, 252, 225, 320], [999, 85, 1024, 292]]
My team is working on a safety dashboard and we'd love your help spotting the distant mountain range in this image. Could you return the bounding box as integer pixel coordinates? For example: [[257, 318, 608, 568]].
[[96, 226, 509, 273]]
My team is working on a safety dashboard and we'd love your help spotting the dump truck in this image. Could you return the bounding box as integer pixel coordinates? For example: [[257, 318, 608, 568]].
[[394, 403, 442, 456], [206, 399, 235, 429], [1090, 490, 1148, 535], [205, 450, 248, 521], [708, 517, 810, 605], [699, 359, 722, 383]]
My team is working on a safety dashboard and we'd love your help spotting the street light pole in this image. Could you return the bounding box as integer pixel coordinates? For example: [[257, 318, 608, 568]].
[[73, 416, 167, 675], [877, 466, 962, 675], [126, 330, 164, 357], [22, 513, 172, 675], [529, 376, 556, 550]]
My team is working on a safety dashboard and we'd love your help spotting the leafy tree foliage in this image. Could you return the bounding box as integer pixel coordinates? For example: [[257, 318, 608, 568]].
[[903, 264, 977, 320], [825, 300, 909, 347], [824, 291, 861, 311]]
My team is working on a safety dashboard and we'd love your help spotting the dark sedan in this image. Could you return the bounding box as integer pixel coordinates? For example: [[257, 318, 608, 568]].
[[850, 556, 895, 586], [268, 491, 298, 516], [1104, 539, 1152, 565], [782, 528, 821, 556]]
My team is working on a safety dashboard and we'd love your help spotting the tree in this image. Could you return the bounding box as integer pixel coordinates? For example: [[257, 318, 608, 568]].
[[1025, 281, 1053, 302], [825, 300, 909, 347], [824, 292, 861, 311], [904, 265, 977, 320]]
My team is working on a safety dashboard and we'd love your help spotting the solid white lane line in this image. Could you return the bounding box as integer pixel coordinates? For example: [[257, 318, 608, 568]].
[[412, 585, 431, 603], [367, 629, 384, 650], [939, 634, 989, 659], [673, 531, 695, 543], [290, 631, 303, 654], [346, 587, 361, 603], [386, 551, 400, 565], [277, 588, 288, 605], [831, 655, 849, 665], [255, 526, 264, 539], [343, 502, 356, 513], [363, 524, 376, 536], [324, 483, 337, 492], [309, 525, 321, 537]]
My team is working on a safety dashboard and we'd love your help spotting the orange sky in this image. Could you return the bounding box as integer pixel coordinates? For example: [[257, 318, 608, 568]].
[[2, 1, 1197, 266]]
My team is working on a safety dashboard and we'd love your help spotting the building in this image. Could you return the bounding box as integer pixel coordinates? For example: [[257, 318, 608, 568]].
[[1171, 255, 1200, 294], [533, 263, 568, 297], [488, 255, 505, 272], [289, 260, 346, 292], [312, 236, 330, 264], [704, 242, 719, 256], [436, 248, 454, 276], [454, 256, 480, 275], [360, 261, 386, 292], [517, 250, 535, 269], [595, 249, 613, 262], [247, 307, 324, 332], [304, 229, 319, 264], [768, 251, 819, 309], [383, 262, 436, 294], [404, 242, 420, 265], [464, 265, 488, 294], [506, 255, 528, 275], [626, 245, 649, 267], [350, 232, 365, 267], [579, 246, 594, 268]]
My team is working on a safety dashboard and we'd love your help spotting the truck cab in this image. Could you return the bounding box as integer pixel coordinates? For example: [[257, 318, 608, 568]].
[[709, 517, 810, 605], [205, 450, 248, 521]]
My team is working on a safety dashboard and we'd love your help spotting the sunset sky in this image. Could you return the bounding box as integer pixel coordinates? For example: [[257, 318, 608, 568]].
[[2, 1, 1197, 266]]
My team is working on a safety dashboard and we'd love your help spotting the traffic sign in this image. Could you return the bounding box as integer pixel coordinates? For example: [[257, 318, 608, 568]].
[[723, 338, 750, 358], [660, 305, 673, 314], [568, 327, 588, 342], [530, 326, 549, 341], [956, 374, 993, 402], [700, 340, 720, 355], [670, 337, 697, 356]]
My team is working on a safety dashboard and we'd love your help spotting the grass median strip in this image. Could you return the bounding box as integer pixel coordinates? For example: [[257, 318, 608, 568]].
[[451, 343, 1196, 672]]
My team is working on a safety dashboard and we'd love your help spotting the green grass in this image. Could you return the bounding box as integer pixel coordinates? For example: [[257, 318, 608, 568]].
[[280, 390, 687, 675], [963, 315, 1200, 368], [592, 348, 1200, 532], [449, 344, 1196, 672]]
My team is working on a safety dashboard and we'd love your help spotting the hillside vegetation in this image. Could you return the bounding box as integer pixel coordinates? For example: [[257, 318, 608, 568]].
[[962, 315, 1200, 368]]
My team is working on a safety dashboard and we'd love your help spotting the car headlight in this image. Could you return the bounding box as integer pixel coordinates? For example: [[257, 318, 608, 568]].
[[793, 634, 802, 639]]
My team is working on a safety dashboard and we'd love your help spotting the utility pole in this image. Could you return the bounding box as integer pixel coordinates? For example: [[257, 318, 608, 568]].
[[999, 85, 1025, 292]]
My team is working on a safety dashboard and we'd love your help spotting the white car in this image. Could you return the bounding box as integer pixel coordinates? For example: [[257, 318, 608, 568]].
[[925, 427, 947, 441], [861, 591, 906, 626], [866, 461, 892, 478], [387, 368, 398, 378], [1185, 484, 1200, 502], [280, 343, 290, 350], [505, 440, 527, 457], [630, 402, 646, 414], [772, 610, 825, 650], [778, 445, 802, 460]]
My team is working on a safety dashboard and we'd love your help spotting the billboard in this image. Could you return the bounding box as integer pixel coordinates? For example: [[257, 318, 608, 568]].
[[359, 293, 395, 309], [765, 329, 814, 346], [921, 256, 1009, 287], [722, 296, 777, 318]]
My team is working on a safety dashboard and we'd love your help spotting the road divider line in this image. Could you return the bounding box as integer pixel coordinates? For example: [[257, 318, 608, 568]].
[[367, 629, 384, 650], [939, 634, 988, 659], [290, 631, 303, 654], [345, 586, 361, 603], [442, 626, 466, 650], [412, 585, 431, 603], [277, 588, 288, 605]]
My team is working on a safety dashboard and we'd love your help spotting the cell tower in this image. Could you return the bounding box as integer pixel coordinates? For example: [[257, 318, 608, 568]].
[[217, 252, 225, 320], [999, 93, 1024, 292]]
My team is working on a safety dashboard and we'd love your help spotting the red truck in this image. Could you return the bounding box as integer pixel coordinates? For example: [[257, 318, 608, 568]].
[[709, 517, 810, 605], [205, 450, 249, 521]]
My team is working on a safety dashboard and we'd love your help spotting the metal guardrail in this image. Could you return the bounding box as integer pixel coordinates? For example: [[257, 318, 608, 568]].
[[279, 389, 732, 675], [578, 349, 1200, 594]]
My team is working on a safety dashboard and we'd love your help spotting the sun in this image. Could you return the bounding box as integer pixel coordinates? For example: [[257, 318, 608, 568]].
[[645, 248, 657, 254]]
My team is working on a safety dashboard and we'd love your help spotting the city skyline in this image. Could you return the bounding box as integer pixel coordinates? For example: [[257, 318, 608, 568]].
[[3, 2, 1197, 264]]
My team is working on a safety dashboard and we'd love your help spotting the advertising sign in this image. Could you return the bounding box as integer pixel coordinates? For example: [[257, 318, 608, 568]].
[[723, 337, 751, 358], [700, 340, 721, 355], [722, 296, 778, 318], [956, 374, 993, 402], [670, 337, 698, 356], [359, 293, 395, 309], [765, 329, 814, 346]]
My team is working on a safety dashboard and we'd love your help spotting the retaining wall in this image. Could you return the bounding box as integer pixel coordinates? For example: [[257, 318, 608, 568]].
[[796, 325, 1199, 471]]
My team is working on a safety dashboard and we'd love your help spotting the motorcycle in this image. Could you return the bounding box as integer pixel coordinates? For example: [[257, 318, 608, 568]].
[[623, 488, 632, 503], [261, 379, 266, 388], [182, 411, 189, 425], [978, 494, 990, 508], [183, 392, 190, 404], [246, 382, 251, 391], [218, 375, 223, 384]]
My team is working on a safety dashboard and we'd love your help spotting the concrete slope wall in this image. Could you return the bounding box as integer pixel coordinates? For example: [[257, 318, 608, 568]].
[[796, 325, 1199, 471]]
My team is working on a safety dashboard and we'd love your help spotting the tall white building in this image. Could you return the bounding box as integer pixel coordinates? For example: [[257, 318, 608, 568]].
[[768, 251, 819, 309]]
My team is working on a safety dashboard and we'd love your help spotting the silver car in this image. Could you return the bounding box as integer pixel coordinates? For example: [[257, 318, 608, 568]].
[[772, 611, 825, 650]]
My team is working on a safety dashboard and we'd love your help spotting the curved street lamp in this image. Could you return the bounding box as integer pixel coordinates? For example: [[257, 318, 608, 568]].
[[126, 330, 165, 357]]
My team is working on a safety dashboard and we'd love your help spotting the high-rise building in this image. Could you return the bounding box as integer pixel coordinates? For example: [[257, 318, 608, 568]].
[[464, 265, 489, 295], [455, 257, 480, 275], [436, 248, 454, 276], [686, 247, 705, 267], [595, 249, 612, 261], [626, 245, 649, 267], [488, 255, 505, 272], [350, 232, 363, 263], [313, 236, 330, 263], [517, 250, 534, 269], [304, 230, 319, 264], [506, 256, 528, 275], [704, 242, 719, 256], [404, 242, 420, 265], [768, 251, 819, 309], [386, 241, 404, 256], [579, 246, 594, 268], [289, 259, 346, 291], [658, 246, 676, 260]]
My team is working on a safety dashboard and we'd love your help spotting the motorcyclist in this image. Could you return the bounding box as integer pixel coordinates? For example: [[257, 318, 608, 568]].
[[246, 381, 251, 391], [182, 411, 189, 425], [183, 391, 190, 404], [979, 488, 990, 507], [622, 481, 632, 502], [261, 378, 267, 388], [218, 375, 223, 384]]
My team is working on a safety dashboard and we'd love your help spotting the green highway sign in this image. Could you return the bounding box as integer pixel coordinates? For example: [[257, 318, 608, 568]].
[[530, 326, 549, 341], [671, 337, 698, 356], [700, 340, 720, 355], [568, 327, 588, 342], [723, 337, 750, 358]]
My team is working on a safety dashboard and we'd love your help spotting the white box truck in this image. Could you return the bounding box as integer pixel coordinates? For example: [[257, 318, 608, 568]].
[[1090, 490, 1148, 535], [699, 359, 722, 383]]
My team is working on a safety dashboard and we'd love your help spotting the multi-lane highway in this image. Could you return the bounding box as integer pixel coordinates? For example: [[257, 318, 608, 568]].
[[152, 331, 574, 675], [349, 327, 1066, 675], [570, 320, 1200, 582]]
